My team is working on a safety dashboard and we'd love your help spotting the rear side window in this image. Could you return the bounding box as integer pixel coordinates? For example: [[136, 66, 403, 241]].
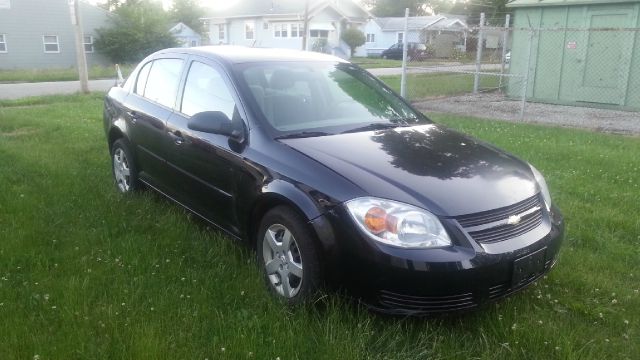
[[181, 61, 236, 119], [134, 61, 152, 96], [144, 58, 184, 108]]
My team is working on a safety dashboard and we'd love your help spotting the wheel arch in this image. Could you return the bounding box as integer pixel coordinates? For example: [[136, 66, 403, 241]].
[[246, 180, 328, 250]]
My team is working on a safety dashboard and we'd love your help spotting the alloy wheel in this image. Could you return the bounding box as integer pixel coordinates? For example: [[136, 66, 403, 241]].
[[262, 224, 304, 298], [113, 147, 132, 192]]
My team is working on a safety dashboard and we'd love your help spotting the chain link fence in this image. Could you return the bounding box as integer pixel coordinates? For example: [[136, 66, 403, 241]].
[[395, 12, 640, 125]]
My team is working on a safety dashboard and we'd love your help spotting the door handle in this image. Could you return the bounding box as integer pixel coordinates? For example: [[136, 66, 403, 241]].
[[126, 111, 138, 124], [168, 131, 185, 146]]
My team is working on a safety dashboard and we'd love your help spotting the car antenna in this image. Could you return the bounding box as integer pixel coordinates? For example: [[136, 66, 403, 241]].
[[115, 64, 124, 87]]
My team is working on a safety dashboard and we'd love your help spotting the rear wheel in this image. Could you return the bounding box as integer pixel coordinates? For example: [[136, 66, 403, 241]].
[[111, 139, 140, 193], [257, 206, 322, 304]]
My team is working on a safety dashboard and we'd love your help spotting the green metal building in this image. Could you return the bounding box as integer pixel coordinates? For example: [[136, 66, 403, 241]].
[[507, 0, 640, 110]]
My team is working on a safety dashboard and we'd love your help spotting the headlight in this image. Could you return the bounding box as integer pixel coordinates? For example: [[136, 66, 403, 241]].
[[345, 197, 451, 248], [529, 164, 552, 211]]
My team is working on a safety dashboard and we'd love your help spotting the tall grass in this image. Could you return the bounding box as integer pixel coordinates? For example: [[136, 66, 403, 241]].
[[0, 94, 637, 359]]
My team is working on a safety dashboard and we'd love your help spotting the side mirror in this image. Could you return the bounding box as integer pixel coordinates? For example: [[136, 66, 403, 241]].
[[187, 111, 244, 141]]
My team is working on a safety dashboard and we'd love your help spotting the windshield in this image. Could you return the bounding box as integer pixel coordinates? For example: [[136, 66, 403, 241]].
[[235, 62, 429, 136]]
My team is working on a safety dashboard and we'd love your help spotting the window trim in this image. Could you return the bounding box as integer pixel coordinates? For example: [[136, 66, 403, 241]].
[[0, 34, 7, 53], [43, 35, 60, 53], [218, 24, 225, 41], [244, 21, 255, 40], [83, 35, 94, 53], [396, 32, 404, 44], [366, 33, 375, 43], [175, 57, 250, 131]]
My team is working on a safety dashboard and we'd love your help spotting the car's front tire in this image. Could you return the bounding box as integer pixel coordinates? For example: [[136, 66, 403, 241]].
[[111, 138, 140, 193], [257, 206, 322, 305]]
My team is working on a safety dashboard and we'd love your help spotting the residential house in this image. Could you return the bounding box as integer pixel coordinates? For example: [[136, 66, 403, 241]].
[[0, 0, 111, 69], [364, 16, 468, 57], [202, 0, 370, 59], [170, 22, 202, 48]]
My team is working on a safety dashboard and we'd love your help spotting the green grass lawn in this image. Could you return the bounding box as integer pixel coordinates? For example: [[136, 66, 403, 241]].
[[351, 57, 451, 69], [380, 72, 500, 100], [0, 64, 135, 83], [0, 94, 638, 359]]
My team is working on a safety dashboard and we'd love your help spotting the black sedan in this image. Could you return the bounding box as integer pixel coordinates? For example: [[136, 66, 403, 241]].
[[103, 46, 563, 314]]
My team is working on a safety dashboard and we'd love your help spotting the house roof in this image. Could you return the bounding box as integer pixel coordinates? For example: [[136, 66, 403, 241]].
[[507, 0, 640, 7], [374, 16, 445, 31], [169, 22, 200, 36], [204, 0, 369, 20], [430, 18, 468, 30]]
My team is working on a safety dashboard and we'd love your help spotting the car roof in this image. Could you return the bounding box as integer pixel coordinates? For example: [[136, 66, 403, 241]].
[[154, 46, 348, 65]]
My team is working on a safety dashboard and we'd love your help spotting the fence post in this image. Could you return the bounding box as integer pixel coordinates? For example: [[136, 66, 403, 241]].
[[400, 7, 409, 98], [499, 14, 510, 90], [520, 28, 535, 120], [473, 12, 485, 94]]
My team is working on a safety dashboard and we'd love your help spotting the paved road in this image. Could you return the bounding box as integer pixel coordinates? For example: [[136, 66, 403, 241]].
[[0, 79, 116, 100], [0, 64, 505, 100]]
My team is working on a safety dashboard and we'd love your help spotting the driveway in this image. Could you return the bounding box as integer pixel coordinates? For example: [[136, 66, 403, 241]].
[[0, 79, 115, 100]]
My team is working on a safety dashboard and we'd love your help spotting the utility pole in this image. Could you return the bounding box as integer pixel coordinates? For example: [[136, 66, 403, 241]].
[[302, 0, 310, 51], [69, 0, 89, 93]]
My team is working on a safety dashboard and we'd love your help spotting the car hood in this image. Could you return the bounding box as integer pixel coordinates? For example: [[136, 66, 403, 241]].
[[280, 124, 538, 216]]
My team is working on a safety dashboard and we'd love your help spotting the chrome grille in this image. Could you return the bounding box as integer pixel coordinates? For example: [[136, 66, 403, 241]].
[[456, 194, 544, 244]]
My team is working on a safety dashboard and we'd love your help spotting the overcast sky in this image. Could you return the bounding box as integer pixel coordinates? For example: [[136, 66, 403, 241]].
[[85, 0, 243, 11]]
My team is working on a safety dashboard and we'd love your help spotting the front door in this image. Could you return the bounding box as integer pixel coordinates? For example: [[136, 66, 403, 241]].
[[576, 9, 637, 105], [165, 59, 245, 233]]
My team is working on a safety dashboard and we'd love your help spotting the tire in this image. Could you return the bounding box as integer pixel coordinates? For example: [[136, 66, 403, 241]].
[[257, 206, 323, 305], [111, 138, 140, 193]]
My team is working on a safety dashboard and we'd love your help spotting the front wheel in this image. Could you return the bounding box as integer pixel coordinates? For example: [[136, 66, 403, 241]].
[[257, 206, 322, 304]]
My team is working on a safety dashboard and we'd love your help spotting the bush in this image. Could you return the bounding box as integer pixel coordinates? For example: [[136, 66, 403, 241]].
[[341, 28, 366, 57]]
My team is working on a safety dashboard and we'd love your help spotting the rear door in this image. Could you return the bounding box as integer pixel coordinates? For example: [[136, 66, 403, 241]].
[[124, 57, 185, 184], [164, 58, 247, 233], [576, 9, 637, 105]]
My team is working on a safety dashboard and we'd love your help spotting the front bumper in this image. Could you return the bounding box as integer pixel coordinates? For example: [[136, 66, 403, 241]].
[[314, 203, 565, 315]]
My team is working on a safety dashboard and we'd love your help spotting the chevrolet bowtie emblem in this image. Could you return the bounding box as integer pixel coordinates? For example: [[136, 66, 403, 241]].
[[507, 215, 522, 225]]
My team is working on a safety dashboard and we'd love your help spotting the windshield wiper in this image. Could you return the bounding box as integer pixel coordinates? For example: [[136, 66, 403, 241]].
[[275, 131, 332, 140], [340, 122, 405, 134]]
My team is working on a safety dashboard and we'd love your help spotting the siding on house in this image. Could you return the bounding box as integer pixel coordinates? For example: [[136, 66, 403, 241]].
[[204, 0, 369, 58], [0, 0, 110, 69], [170, 22, 202, 47]]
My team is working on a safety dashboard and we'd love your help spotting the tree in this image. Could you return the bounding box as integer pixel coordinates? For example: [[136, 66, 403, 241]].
[[367, 0, 456, 17], [341, 28, 366, 57], [95, 0, 178, 63], [169, 0, 207, 35]]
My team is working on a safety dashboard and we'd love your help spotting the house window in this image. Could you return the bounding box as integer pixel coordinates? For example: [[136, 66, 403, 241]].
[[291, 24, 301, 38], [218, 24, 225, 40], [397, 32, 404, 43], [0, 34, 6, 53], [310, 30, 329, 38], [245, 21, 255, 40], [366, 33, 375, 43], [274, 23, 283, 38], [83, 35, 94, 53], [43, 35, 60, 53], [191, 40, 197, 47]]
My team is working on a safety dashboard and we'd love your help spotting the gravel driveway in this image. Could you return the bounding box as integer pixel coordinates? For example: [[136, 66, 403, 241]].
[[414, 93, 640, 136]]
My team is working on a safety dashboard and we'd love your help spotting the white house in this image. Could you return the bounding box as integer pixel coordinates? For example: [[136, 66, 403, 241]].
[[169, 22, 202, 48], [202, 0, 371, 59], [364, 15, 469, 57]]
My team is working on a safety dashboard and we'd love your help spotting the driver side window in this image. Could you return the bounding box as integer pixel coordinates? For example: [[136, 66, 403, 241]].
[[181, 61, 236, 119]]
